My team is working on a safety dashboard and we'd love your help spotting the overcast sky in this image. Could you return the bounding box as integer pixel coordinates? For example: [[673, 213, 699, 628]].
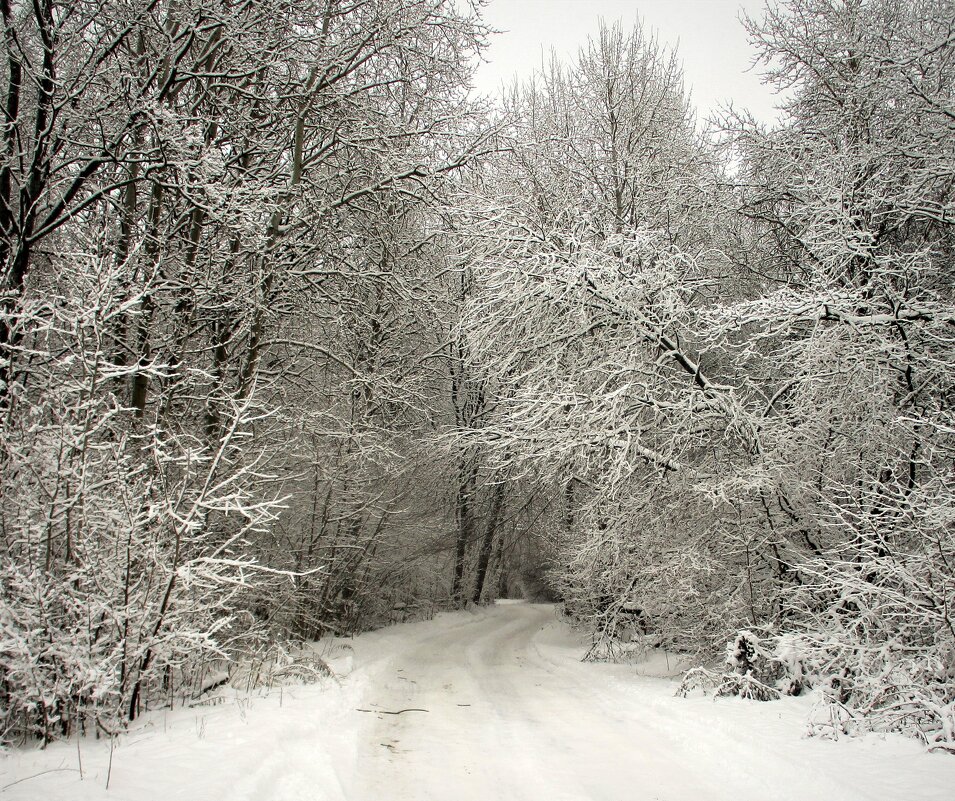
[[472, 0, 779, 124]]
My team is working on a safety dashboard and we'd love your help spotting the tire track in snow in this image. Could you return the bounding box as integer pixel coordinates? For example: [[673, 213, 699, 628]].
[[344, 603, 761, 800]]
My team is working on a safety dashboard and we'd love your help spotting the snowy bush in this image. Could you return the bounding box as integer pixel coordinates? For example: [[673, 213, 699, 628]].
[[678, 630, 800, 703], [0, 247, 282, 742], [778, 503, 955, 750]]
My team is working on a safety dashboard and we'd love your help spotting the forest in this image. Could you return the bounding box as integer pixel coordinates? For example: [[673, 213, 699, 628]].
[[0, 0, 953, 756]]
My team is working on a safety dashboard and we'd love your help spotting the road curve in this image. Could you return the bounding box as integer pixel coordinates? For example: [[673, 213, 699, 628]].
[[341, 602, 845, 801]]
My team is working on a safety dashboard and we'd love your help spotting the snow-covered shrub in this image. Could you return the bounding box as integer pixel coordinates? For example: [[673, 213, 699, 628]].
[[778, 499, 955, 750], [726, 630, 779, 697], [678, 629, 804, 702], [774, 634, 806, 697], [0, 249, 283, 743]]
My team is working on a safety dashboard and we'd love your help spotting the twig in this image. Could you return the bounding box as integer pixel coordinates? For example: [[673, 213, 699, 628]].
[[2, 768, 80, 792], [76, 726, 84, 780], [355, 707, 429, 715], [106, 732, 116, 790]]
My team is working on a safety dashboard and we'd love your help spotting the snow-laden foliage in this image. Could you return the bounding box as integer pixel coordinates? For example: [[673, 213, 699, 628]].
[[0, 0, 490, 744], [461, 0, 955, 750], [0, 246, 281, 741], [708, 0, 955, 749], [3, 0, 952, 754]]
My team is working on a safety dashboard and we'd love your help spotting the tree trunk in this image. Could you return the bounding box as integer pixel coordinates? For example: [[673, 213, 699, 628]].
[[472, 477, 506, 604], [451, 457, 478, 606]]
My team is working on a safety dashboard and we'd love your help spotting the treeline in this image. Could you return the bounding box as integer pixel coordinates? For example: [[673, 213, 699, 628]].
[[1, 0, 953, 752], [465, 0, 955, 750], [0, 0, 497, 743]]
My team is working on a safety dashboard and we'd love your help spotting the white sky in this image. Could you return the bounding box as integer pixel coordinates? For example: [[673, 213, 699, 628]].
[[472, 0, 779, 124]]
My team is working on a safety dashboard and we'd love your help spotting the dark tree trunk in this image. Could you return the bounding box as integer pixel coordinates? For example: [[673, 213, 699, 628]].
[[451, 457, 478, 606], [472, 478, 506, 604]]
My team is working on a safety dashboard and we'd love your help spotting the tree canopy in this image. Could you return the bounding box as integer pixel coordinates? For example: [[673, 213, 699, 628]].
[[1, 0, 952, 752]]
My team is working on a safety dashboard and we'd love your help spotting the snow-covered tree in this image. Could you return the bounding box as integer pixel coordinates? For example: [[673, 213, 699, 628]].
[[705, 0, 955, 747], [458, 19, 750, 654], [0, 0, 491, 743]]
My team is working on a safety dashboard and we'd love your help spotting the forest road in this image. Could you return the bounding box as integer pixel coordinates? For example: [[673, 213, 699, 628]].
[[341, 601, 852, 801], [4, 600, 948, 801]]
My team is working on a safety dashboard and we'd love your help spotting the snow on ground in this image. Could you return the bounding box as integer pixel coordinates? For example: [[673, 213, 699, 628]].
[[3, 601, 954, 800]]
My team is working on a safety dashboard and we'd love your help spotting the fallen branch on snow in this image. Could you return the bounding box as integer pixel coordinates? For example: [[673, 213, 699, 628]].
[[356, 707, 429, 715]]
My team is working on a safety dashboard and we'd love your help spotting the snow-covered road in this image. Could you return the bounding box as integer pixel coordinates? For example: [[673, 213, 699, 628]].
[[350, 601, 736, 800], [342, 601, 952, 801], [4, 601, 955, 800]]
